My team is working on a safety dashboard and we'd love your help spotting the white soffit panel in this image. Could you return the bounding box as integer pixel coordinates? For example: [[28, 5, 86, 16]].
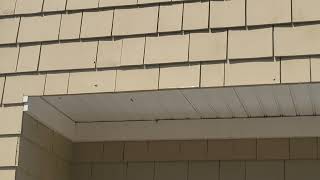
[[25, 83, 320, 142]]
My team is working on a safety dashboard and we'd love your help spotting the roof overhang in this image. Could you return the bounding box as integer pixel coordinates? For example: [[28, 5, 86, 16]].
[[24, 83, 320, 142]]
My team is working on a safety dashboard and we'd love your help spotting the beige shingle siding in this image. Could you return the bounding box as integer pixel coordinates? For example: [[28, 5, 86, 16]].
[[0, 106, 23, 135], [158, 3, 183, 32], [18, 14, 61, 43], [0, 106, 20, 180], [0, 17, 20, 44], [16, 44, 41, 73], [0, 46, 19, 74], [144, 35, 189, 64], [113, 6, 159, 36], [274, 24, 320, 57], [210, 0, 246, 28], [80, 10, 114, 38], [15, 0, 44, 14], [0, 137, 19, 166], [97, 40, 122, 68], [228, 28, 273, 60], [292, 0, 320, 22], [59, 13, 82, 40], [246, 0, 291, 26], [68, 70, 116, 94], [39, 42, 98, 71], [0, 0, 16, 15], [3, 74, 46, 104]]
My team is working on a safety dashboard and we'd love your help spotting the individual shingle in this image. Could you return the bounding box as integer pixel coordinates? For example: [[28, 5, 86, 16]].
[[201, 62, 225, 87], [0, 78, 3, 103], [15, 0, 43, 14], [285, 160, 320, 180], [257, 138, 290, 160], [124, 142, 151, 161], [180, 140, 207, 160], [292, 0, 320, 22], [16, 44, 41, 72], [247, 0, 291, 26], [97, 40, 122, 68], [155, 162, 188, 180], [0, 137, 19, 166], [246, 161, 284, 180], [103, 142, 124, 162], [66, 0, 99, 10], [159, 64, 200, 89], [18, 14, 61, 43], [149, 141, 181, 161], [183, 1, 209, 30], [116, 67, 159, 92], [3, 74, 45, 104], [127, 162, 154, 180], [208, 139, 256, 160], [81, 10, 113, 38], [274, 24, 320, 57], [220, 161, 245, 180], [281, 57, 311, 83], [210, 0, 245, 28], [44, 73, 69, 95], [113, 6, 158, 36], [158, 3, 183, 32], [290, 138, 318, 160], [39, 42, 98, 71], [121, 37, 145, 66], [59, 13, 82, 40], [311, 56, 320, 82], [0, 0, 16, 15], [73, 142, 103, 162], [68, 70, 116, 94], [0, 169, 15, 180], [144, 35, 189, 64], [188, 161, 219, 180], [99, 0, 137, 7], [0, 106, 23, 135], [92, 163, 125, 180], [0, 17, 20, 44], [228, 28, 273, 60], [42, 0, 66, 12], [225, 59, 280, 86], [71, 164, 91, 180], [0, 46, 19, 74], [189, 32, 227, 62]]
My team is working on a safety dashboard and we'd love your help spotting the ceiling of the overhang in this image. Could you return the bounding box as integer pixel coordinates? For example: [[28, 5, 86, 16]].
[[37, 83, 320, 123]]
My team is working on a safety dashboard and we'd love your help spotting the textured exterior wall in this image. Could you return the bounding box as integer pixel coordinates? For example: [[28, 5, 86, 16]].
[[71, 139, 320, 180], [0, 0, 320, 179], [1, 0, 320, 104], [0, 106, 23, 180], [17, 114, 72, 180]]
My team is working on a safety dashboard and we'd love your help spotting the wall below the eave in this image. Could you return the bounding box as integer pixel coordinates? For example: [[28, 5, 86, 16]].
[[71, 139, 320, 180], [0, 106, 23, 180], [16, 113, 72, 180]]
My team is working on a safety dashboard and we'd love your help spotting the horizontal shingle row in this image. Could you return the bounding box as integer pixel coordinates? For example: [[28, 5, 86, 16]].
[[72, 160, 320, 180], [0, 0, 213, 16], [0, 56, 319, 105], [2, 0, 320, 25], [2, 25, 320, 75], [73, 138, 320, 162], [1, 0, 320, 45]]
